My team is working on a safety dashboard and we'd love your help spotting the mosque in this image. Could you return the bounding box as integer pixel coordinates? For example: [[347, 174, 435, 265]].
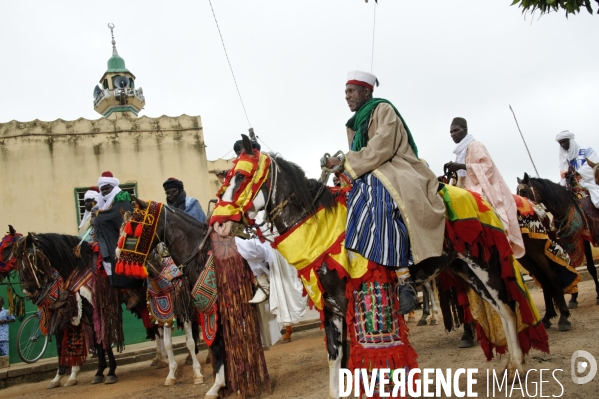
[[0, 25, 232, 364], [0, 24, 230, 235]]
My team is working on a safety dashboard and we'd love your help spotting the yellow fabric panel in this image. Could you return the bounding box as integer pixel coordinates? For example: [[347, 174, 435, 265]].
[[328, 242, 370, 279], [442, 184, 504, 231], [211, 203, 240, 218], [235, 160, 255, 175], [301, 269, 323, 310]]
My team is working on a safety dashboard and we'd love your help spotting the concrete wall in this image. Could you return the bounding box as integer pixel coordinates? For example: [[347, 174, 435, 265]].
[[0, 114, 226, 234]]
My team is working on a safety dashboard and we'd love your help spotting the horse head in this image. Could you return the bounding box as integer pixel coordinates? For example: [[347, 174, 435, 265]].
[[0, 225, 23, 282], [212, 134, 271, 237], [516, 172, 538, 202]]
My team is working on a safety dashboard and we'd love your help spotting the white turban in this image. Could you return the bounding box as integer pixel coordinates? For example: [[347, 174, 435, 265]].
[[96, 171, 122, 211], [555, 130, 575, 142], [84, 190, 100, 202], [556, 130, 581, 176], [347, 70, 378, 90]]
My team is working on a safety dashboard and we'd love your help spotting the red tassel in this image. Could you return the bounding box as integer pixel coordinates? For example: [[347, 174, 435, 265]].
[[124, 262, 132, 276], [117, 235, 125, 249], [134, 223, 143, 237], [140, 266, 148, 279], [115, 260, 124, 275], [124, 222, 133, 236]]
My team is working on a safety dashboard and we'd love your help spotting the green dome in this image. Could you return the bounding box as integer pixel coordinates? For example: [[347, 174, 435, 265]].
[[106, 54, 130, 73]]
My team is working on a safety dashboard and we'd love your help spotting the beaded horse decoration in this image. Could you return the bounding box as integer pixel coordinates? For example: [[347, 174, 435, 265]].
[[116, 201, 162, 278]]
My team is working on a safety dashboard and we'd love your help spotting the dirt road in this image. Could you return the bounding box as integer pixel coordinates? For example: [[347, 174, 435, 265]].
[[1, 280, 597, 399]]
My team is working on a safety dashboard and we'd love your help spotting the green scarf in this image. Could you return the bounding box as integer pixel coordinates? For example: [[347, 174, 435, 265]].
[[346, 98, 419, 158]]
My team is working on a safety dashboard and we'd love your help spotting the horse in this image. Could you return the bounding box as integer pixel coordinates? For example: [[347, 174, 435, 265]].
[[132, 241, 204, 387], [517, 172, 599, 307], [212, 136, 548, 399], [117, 200, 270, 399], [0, 227, 121, 387]]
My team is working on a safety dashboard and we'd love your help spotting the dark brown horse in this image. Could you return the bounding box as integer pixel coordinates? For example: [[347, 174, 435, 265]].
[[0, 227, 120, 387], [517, 173, 599, 307], [212, 136, 548, 399], [119, 200, 265, 399]]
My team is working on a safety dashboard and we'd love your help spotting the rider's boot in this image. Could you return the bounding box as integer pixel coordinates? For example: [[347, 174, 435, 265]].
[[249, 273, 270, 304]]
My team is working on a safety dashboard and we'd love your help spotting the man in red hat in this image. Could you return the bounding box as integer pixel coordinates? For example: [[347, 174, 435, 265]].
[[93, 171, 142, 290], [326, 71, 445, 275]]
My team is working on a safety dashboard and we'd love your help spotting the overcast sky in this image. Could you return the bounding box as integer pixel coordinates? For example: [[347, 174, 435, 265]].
[[1, 0, 598, 189]]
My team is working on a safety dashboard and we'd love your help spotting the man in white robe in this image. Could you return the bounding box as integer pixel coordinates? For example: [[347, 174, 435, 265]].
[[556, 130, 599, 208]]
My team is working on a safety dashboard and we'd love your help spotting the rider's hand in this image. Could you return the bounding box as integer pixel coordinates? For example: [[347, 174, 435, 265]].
[[326, 157, 341, 169], [444, 162, 466, 173]]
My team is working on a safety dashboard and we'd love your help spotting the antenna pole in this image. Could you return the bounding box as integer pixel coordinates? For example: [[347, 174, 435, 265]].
[[509, 105, 540, 178]]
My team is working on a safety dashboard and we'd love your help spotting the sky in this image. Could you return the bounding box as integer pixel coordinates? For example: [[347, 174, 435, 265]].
[[1, 0, 598, 188]]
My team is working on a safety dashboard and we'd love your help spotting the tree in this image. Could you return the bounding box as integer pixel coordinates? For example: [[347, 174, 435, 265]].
[[511, 0, 598, 16]]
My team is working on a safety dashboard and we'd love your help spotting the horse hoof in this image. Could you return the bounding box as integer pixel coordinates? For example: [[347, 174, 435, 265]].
[[91, 375, 104, 384], [281, 337, 291, 343], [417, 319, 427, 326], [164, 378, 176, 386], [558, 322, 572, 332], [542, 319, 552, 329], [459, 339, 475, 348], [568, 301, 578, 309], [46, 381, 61, 389], [105, 375, 117, 384], [194, 376, 204, 385], [430, 319, 439, 326], [64, 379, 78, 387], [155, 360, 169, 369], [407, 316, 416, 323]]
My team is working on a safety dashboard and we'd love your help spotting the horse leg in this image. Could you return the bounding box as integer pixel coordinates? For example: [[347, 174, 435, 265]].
[[324, 309, 344, 399], [92, 343, 107, 384], [186, 318, 201, 365], [105, 343, 117, 384], [163, 323, 178, 386], [47, 331, 65, 389], [584, 240, 599, 304], [458, 306, 475, 348], [429, 279, 440, 325], [417, 284, 430, 326], [205, 326, 226, 399], [64, 366, 81, 387], [184, 321, 204, 384], [455, 256, 525, 376], [154, 327, 169, 369]]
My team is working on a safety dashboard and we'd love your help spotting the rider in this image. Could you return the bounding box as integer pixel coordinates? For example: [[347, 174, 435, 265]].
[[78, 186, 100, 241], [325, 71, 445, 277], [163, 178, 206, 223], [444, 117, 525, 258], [556, 130, 599, 207], [93, 171, 143, 292], [444, 117, 526, 348]]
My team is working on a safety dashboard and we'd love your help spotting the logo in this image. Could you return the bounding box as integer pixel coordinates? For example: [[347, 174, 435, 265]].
[[571, 350, 597, 385]]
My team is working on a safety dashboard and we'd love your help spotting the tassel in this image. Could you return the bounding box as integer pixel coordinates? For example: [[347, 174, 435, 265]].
[[124, 222, 133, 236], [125, 263, 132, 277], [115, 260, 124, 275], [117, 235, 125, 249], [73, 245, 81, 258], [134, 223, 143, 237], [140, 265, 148, 279]]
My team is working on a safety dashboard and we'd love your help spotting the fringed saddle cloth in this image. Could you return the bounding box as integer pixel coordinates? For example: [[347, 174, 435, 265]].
[[191, 255, 218, 346], [147, 257, 182, 325], [514, 195, 580, 294]]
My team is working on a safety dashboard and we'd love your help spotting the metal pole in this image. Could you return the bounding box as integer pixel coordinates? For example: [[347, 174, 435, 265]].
[[509, 105, 540, 178]]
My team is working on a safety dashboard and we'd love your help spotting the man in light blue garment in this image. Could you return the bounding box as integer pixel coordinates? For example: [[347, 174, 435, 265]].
[[0, 297, 15, 356], [163, 178, 206, 223]]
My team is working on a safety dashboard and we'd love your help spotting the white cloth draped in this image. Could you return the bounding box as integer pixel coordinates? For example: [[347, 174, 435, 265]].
[[453, 134, 475, 177], [96, 185, 122, 211]]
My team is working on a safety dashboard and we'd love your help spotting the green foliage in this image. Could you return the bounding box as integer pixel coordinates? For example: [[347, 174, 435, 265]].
[[511, 0, 598, 16]]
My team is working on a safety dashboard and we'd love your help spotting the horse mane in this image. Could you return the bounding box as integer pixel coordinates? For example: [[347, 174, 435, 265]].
[[271, 154, 337, 215], [35, 233, 92, 271], [529, 177, 577, 213]]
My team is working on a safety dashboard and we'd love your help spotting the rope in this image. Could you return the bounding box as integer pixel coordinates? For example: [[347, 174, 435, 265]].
[[371, 1, 377, 73], [208, 0, 252, 127]]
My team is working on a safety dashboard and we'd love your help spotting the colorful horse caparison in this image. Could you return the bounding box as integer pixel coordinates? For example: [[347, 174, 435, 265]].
[[211, 136, 549, 399], [517, 172, 599, 307], [117, 199, 270, 399], [0, 227, 122, 387]]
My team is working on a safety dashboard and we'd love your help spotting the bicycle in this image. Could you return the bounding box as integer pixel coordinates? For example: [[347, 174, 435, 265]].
[[16, 312, 48, 363]]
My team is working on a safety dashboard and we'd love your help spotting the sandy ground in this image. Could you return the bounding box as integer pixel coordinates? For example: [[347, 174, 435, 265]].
[[1, 280, 597, 399]]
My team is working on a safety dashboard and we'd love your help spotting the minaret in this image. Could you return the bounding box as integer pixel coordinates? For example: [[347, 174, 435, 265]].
[[93, 23, 145, 119]]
